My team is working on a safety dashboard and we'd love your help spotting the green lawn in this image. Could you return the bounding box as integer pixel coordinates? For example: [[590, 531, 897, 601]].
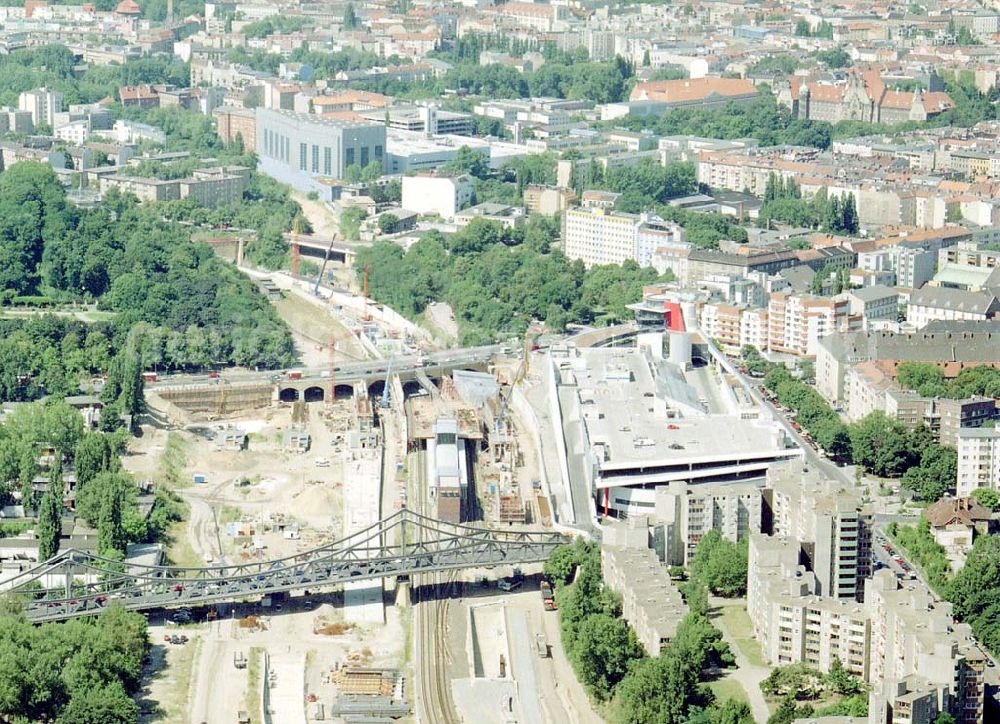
[[707, 676, 749, 704], [715, 604, 767, 668]]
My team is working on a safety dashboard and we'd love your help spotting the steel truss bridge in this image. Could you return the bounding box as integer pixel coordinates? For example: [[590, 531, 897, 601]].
[[7, 510, 568, 623]]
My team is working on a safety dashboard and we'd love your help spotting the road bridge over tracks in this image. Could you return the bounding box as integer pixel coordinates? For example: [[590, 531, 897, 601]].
[[147, 345, 505, 410], [6, 509, 568, 623]]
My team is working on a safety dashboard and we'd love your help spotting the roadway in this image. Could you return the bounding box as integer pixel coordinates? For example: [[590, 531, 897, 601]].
[[698, 335, 852, 486]]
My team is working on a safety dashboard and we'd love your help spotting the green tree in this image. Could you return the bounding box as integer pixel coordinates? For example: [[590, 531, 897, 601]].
[[74, 433, 121, 490], [36, 489, 61, 561], [841, 193, 859, 234], [710, 699, 754, 723], [544, 538, 592, 585], [615, 651, 700, 723], [849, 412, 919, 477], [343, 2, 358, 29], [689, 531, 748, 597], [901, 444, 956, 502], [442, 146, 489, 179], [571, 614, 645, 700], [377, 213, 401, 235], [971, 488, 1000, 511]]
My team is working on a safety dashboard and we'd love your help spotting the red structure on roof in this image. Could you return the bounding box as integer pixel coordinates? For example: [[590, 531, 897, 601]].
[[662, 301, 685, 332], [115, 0, 140, 15]]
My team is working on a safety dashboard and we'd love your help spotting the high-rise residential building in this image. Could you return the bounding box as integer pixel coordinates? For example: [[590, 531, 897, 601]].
[[653, 480, 762, 566], [957, 427, 1000, 496], [749, 541, 986, 722], [768, 291, 852, 357], [562, 206, 686, 268], [865, 570, 985, 724], [747, 534, 871, 676], [255, 108, 386, 195], [767, 462, 871, 600], [18, 87, 62, 128]]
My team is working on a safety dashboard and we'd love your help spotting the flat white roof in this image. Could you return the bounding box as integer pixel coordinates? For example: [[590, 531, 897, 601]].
[[565, 347, 795, 473]]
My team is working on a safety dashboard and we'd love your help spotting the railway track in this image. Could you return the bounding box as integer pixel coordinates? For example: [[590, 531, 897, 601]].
[[412, 445, 461, 724]]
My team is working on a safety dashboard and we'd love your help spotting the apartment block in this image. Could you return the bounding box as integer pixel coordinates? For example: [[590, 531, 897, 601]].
[[768, 291, 852, 357], [653, 480, 762, 566], [747, 534, 871, 677], [97, 166, 249, 208], [938, 240, 1000, 271], [865, 569, 985, 724], [816, 324, 1000, 406], [957, 427, 1000, 496], [562, 206, 686, 268], [844, 285, 899, 325], [213, 105, 257, 150], [907, 287, 1000, 329], [523, 184, 574, 216], [602, 520, 689, 656], [700, 302, 768, 353], [767, 462, 871, 600]]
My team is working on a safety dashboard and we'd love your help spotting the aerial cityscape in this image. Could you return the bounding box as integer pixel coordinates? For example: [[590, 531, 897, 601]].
[[2, 0, 1000, 723]]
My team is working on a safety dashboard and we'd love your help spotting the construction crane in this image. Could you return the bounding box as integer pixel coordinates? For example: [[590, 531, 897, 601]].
[[211, 377, 225, 420], [312, 236, 339, 296], [290, 214, 303, 277], [361, 263, 372, 321], [379, 357, 394, 409]]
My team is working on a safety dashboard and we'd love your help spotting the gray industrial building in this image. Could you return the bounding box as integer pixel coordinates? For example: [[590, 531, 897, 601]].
[[255, 108, 386, 198]]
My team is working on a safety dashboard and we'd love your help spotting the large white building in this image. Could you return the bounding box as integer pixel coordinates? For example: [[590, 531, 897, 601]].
[[18, 87, 62, 128], [400, 174, 474, 221], [957, 427, 1000, 497], [255, 108, 386, 196], [563, 207, 687, 268], [550, 341, 800, 519]]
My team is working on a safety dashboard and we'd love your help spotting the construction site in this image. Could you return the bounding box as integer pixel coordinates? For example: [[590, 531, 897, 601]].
[[129, 261, 562, 723]]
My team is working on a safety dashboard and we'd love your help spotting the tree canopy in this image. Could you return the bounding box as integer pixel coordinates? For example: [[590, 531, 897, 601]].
[[0, 162, 295, 396], [0, 605, 148, 723], [356, 222, 669, 344]]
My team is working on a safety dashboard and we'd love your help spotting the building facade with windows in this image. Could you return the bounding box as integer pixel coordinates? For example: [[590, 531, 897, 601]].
[[654, 480, 762, 566], [768, 292, 852, 357], [255, 108, 386, 196], [562, 207, 686, 268], [957, 427, 1000, 497]]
